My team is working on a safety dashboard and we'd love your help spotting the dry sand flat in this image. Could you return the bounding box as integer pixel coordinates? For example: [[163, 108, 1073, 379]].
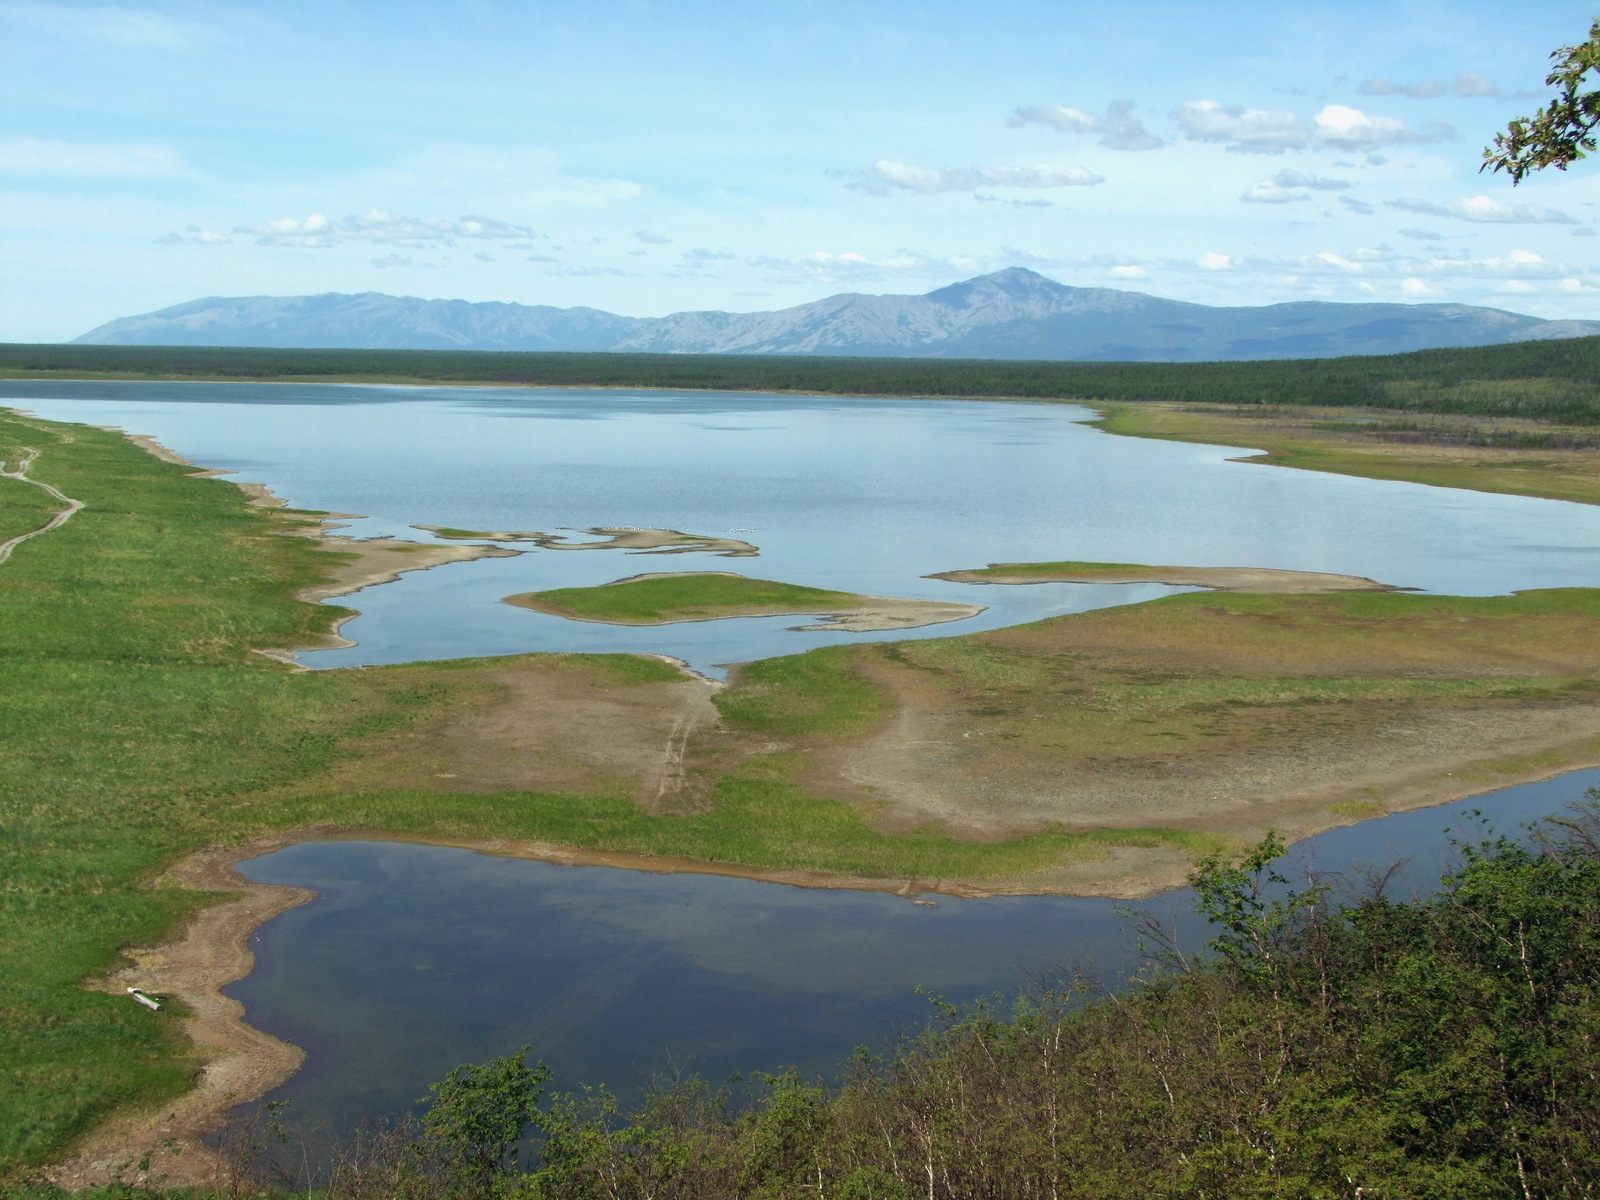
[[931, 563, 1404, 593], [788, 593, 1600, 865]]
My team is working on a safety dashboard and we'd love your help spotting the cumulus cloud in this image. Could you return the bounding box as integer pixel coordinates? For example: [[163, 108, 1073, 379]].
[[1359, 77, 1446, 99], [1007, 100, 1164, 150], [1173, 100, 1453, 153], [1197, 252, 1234, 270], [0, 136, 185, 175], [748, 249, 980, 285], [633, 230, 671, 244], [543, 265, 637, 277], [840, 160, 1103, 195], [234, 209, 539, 248], [1107, 264, 1147, 279], [1241, 181, 1309, 204], [1385, 196, 1576, 224], [154, 224, 230, 245], [1242, 168, 1354, 204]]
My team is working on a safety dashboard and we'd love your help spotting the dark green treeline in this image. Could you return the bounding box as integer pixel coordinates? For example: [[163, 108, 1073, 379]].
[[6, 336, 1600, 422]]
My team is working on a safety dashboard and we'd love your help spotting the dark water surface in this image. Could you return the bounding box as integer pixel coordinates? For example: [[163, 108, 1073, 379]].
[[231, 766, 1600, 1140]]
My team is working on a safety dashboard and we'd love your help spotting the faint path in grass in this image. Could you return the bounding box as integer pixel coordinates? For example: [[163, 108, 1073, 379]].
[[0, 445, 85, 565]]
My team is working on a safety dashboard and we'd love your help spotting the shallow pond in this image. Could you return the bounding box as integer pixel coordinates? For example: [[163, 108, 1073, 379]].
[[231, 767, 1600, 1140], [8, 380, 1600, 674]]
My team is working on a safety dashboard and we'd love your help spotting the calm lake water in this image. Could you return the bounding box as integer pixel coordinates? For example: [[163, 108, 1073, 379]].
[[5, 380, 1599, 1145], [8, 380, 1600, 674]]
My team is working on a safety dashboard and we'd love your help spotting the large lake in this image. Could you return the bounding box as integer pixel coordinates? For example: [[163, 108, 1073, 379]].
[[5, 380, 1599, 1144], [8, 380, 1600, 675]]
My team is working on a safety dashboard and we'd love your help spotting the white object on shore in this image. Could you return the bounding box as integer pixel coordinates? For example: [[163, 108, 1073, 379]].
[[126, 987, 162, 1011]]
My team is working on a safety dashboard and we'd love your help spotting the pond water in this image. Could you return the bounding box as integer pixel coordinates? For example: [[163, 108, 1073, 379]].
[[231, 767, 1600, 1140], [7, 380, 1600, 675]]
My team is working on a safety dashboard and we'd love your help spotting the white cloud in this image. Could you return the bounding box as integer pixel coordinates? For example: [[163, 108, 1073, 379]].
[[1397, 227, 1445, 240], [1172, 100, 1452, 153], [1007, 100, 1164, 150], [1107, 264, 1147, 279], [1400, 277, 1434, 295], [0, 136, 185, 175], [1272, 168, 1350, 191], [1, 2, 219, 46], [1359, 77, 1446, 99], [1240, 181, 1308, 204], [154, 224, 230, 246], [1454, 72, 1502, 98], [748, 249, 973, 285], [841, 159, 1103, 195], [1197, 252, 1234, 270], [1339, 196, 1375, 215], [682, 247, 735, 262], [543, 265, 637, 277], [234, 209, 539, 248], [1385, 196, 1576, 224], [371, 254, 434, 269], [634, 230, 671, 244]]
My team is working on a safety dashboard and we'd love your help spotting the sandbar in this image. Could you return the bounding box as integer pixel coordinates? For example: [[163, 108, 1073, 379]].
[[417, 524, 760, 558], [930, 562, 1404, 593]]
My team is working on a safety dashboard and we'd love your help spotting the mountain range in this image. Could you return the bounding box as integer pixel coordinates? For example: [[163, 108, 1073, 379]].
[[72, 268, 1600, 361]]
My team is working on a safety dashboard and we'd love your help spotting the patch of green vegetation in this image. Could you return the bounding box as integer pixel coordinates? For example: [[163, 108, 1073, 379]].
[[512, 573, 862, 624], [715, 645, 892, 736], [1092, 403, 1600, 506], [423, 526, 501, 540], [247, 753, 1223, 882]]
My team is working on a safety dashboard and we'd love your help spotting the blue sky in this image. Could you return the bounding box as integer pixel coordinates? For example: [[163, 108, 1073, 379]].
[[3, 0, 1599, 341]]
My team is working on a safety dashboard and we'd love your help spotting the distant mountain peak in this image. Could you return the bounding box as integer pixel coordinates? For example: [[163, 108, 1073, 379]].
[[72, 272, 1600, 361]]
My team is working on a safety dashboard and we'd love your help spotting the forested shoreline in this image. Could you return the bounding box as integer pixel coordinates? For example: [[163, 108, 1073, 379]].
[[5, 336, 1600, 423]]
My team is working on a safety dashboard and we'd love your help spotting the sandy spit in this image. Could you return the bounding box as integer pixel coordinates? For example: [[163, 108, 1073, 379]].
[[930, 563, 1405, 593]]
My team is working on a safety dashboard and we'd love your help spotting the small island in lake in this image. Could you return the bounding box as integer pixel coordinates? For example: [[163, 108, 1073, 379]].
[[504, 571, 984, 631]]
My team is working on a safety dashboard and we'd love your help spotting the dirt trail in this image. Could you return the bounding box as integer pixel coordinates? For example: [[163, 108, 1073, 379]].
[[0, 446, 86, 565]]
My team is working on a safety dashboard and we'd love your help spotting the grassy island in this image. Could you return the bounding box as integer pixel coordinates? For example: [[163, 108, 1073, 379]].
[[505, 571, 983, 632]]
